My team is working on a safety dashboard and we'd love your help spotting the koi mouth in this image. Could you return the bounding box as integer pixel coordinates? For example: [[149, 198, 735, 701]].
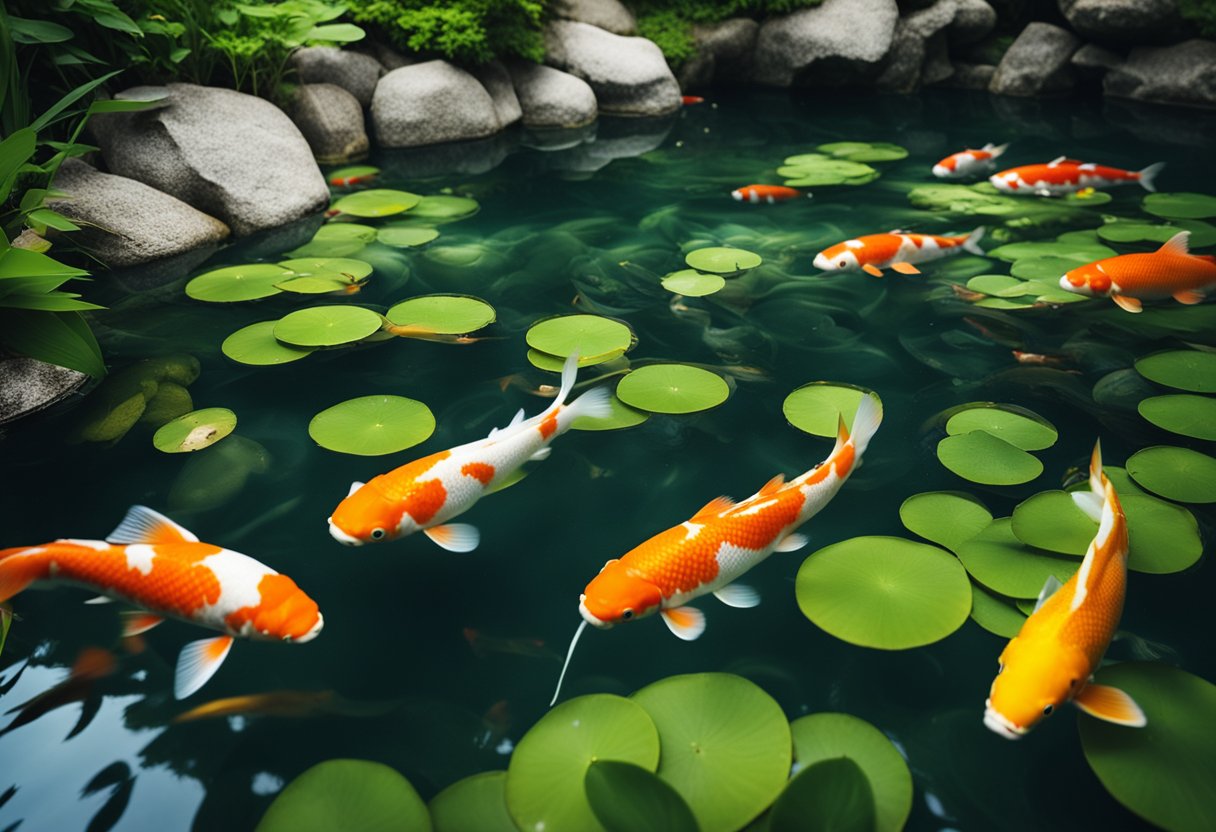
[[327, 520, 362, 547], [983, 701, 1027, 740], [578, 597, 611, 630], [292, 613, 325, 644]]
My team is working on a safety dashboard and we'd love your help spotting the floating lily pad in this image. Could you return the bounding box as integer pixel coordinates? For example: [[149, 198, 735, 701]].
[[899, 491, 992, 551], [185, 264, 292, 302], [684, 247, 762, 274], [631, 673, 790, 832], [796, 536, 972, 649], [572, 394, 649, 431], [1143, 192, 1216, 220], [661, 269, 726, 296], [221, 321, 314, 366], [955, 519, 1079, 598], [331, 188, 422, 218], [328, 165, 379, 185], [309, 395, 435, 456], [277, 276, 361, 295], [525, 315, 635, 363], [505, 694, 660, 832], [1096, 221, 1184, 244], [818, 141, 908, 163], [584, 762, 698, 832], [1135, 350, 1216, 393], [966, 274, 1028, 296], [527, 348, 626, 372], [255, 759, 430, 832], [429, 772, 516, 832], [386, 295, 495, 335], [782, 383, 879, 438], [769, 757, 875, 832], [779, 156, 879, 187], [409, 195, 480, 219], [1011, 255, 1085, 282], [274, 306, 384, 347], [788, 713, 912, 832], [1127, 445, 1216, 503], [1079, 663, 1216, 832], [616, 364, 729, 414], [1138, 394, 1216, 440], [152, 407, 236, 453], [945, 404, 1058, 451], [1010, 491, 1094, 556], [378, 226, 440, 247], [988, 239, 1116, 263], [279, 257, 373, 281], [937, 431, 1044, 485], [970, 584, 1027, 638], [315, 223, 377, 243]]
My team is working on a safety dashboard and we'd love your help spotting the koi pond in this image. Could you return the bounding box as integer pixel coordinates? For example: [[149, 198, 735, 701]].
[[2, 89, 1215, 832]]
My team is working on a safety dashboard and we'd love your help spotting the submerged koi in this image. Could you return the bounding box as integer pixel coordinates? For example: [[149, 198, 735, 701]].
[[933, 143, 1009, 178], [731, 185, 806, 204], [814, 228, 985, 277], [682, 95, 705, 105], [1058, 231, 1216, 313], [1, 647, 116, 738], [173, 689, 399, 723], [990, 157, 1164, 197], [329, 172, 377, 187]]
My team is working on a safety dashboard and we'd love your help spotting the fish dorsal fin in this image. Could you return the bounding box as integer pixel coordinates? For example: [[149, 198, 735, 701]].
[[1048, 156, 1067, 166], [107, 506, 198, 545], [1157, 231, 1190, 257], [347, 481, 365, 498], [758, 474, 786, 497], [489, 408, 526, 438], [1033, 575, 1064, 613], [693, 496, 735, 520]]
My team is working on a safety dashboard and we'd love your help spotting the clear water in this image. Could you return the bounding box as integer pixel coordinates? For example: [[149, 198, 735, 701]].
[[2, 88, 1214, 831]]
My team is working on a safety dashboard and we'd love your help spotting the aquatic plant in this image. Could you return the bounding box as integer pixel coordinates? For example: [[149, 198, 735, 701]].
[[344, 0, 547, 64], [525, 313, 636, 369], [151, 406, 237, 453], [256, 759, 430, 832], [630, 0, 825, 64], [308, 394, 435, 455], [615, 363, 730, 414]]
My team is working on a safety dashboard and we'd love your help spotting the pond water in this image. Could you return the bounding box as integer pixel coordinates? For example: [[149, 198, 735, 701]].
[[2, 88, 1214, 831]]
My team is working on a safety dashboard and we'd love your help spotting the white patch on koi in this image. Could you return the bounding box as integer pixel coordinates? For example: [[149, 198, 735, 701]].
[[735, 498, 779, 517], [197, 549, 275, 633], [59, 539, 109, 551], [845, 239, 864, 249], [681, 522, 704, 540], [125, 544, 157, 576]]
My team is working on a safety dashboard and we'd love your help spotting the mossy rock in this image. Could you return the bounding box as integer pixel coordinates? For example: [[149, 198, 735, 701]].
[[138, 382, 194, 427]]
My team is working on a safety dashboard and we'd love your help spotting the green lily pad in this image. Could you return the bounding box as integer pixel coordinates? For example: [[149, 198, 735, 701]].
[[631, 673, 790, 832], [328, 165, 379, 186], [661, 269, 726, 296], [779, 157, 879, 187], [937, 431, 1044, 485], [429, 771, 516, 832], [684, 246, 762, 274], [1143, 192, 1216, 220], [1127, 445, 1216, 503], [769, 758, 875, 832], [955, 519, 1079, 598], [1010, 491, 1094, 556], [332, 188, 422, 218], [255, 759, 430, 832], [152, 407, 236, 453], [378, 226, 440, 248], [572, 394, 649, 431], [1096, 221, 1184, 244], [782, 383, 879, 438], [315, 223, 377, 243], [818, 141, 908, 162], [988, 239, 1116, 263], [409, 195, 480, 219], [1138, 394, 1216, 440], [970, 584, 1027, 638], [185, 264, 292, 302], [505, 694, 660, 832], [899, 491, 992, 551], [222, 321, 315, 366], [274, 306, 384, 347], [525, 315, 635, 363], [279, 257, 373, 281], [945, 404, 1058, 451], [1079, 663, 1216, 832], [796, 536, 972, 649], [1011, 256, 1084, 282], [966, 275, 1028, 296], [385, 295, 496, 335], [584, 762, 698, 832], [615, 364, 730, 414], [788, 713, 912, 832], [275, 276, 360, 295], [309, 395, 435, 456], [527, 348, 626, 372], [1135, 350, 1216, 393]]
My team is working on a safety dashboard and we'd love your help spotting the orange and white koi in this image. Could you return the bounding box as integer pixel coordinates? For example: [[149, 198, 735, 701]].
[[0, 506, 323, 699], [814, 228, 985, 277], [329, 172, 377, 187], [990, 157, 1164, 197], [550, 395, 882, 704], [731, 184, 806, 203], [985, 441, 1145, 739], [1059, 231, 1216, 313], [932, 143, 1009, 179], [328, 354, 611, 551]]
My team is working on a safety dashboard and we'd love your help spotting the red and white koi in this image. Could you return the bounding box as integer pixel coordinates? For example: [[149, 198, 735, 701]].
[[932, 143, 1009, 179], [731, 184, 807, 203], [0, 506, 323, 699], [814, 228, 985, 277], [990, 157, 1164, 197], [1058, 231, 1216, 313], [328, 354, 611, 552], [682, 95, 705, 106]]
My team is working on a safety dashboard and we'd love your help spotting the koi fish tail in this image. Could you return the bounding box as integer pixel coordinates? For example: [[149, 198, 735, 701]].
[[562, 386, 613, 428], [0, 547, 49, 603], [983, 143, 1010, 158], [543, 352, 582, 418], [1138, 162, 1165, 192], [1072, 440, 1107, 522], [962, 226, 986, 256], [823, 393, 883, 470]]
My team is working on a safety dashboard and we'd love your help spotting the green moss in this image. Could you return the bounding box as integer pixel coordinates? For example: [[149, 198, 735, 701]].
[[345, 0, 547, 64], [629, 0, 824, 63], [1179, 0, 1216, 37], [637, 11, 697, 66]]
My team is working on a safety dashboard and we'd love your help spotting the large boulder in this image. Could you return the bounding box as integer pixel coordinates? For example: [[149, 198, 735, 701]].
[[290, 46, 383, 106], [371, 60, 503, 147], [989, 22, 1081, 96], [1104, 39, 1216, 109], [0, 356, 87, 426], [682, 18, 759, 89], [949, 0, 997, 44], [552, 0, 636, 35], [507, 61, 597, 128], [474, 60, 523, 128], [876, 0, 959, 92], [1071, 42, 1124, 83], [543, 21, 681, 116], [1058, 0, 1185, 46], [753, 0, 900, 86], [91, 84, 328, 236], [943, 61, 997, 88], [291, 83, 369, 163]]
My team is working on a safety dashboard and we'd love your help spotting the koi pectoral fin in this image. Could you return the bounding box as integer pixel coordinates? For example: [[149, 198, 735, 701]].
[[1074, 683, 1147, 727], [1112, 295, 1143, 313], [120, 612, 165, 638], [424, 524, 480, 553], [1174, 290, 1204, 305], [660, 606, 706, 641], [862, 264, 884, 278], [713, 584, 760, 609], [775, 533, 809, 553], [890, 262, 921, 275], [174, 635, 234, 700]]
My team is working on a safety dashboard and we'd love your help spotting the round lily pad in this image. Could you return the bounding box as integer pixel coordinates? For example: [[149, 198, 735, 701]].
[[899, 491, 992, 552], [1079, 663, 1216, 832], [818, 141, 908, 163], [505, 694, 660, 832], [782, 383, 879, 438], [1010, 491, 1094, 556], [1135, 350, 1216, 393], [1138, 394, 1216, 440], [255, 759, 430, 832], [409, 195, 480, 219], [988, 239, 1116, 263], [1096, 222, 1183, 244], [185, 264, 292, 302], [615, 364, 730, 414], [328, 165, 379, 186], [429, 772, 516, 832], [779, 157, 880, 187], [789, 712, 912, 832], [937, 431, 1044, 485], [966, 275, 1028, 296], [661, 269, 726, 297], [331, 188, 422, 218], [684, 247, 762, 274], [1011, 256, 1085, 282], [314, 223, 377, 243], [1120, 494, 1204, 574], [378, 226, 440, 248], [222, 321, 314, 366], [572, 394, 649, 431], [279, 257, 373, 281], [1127, 445, 1216, 503], [308, 395, 435, 456], [970, 584, 1027, 638], [152, 407, 236, 453], [274, 306, 384, 347], [631, 673, 790, 832], [527, 348, 626, 372], [955, 519, 1079, 598], [275, 276, 360, 295], [584, 762, 698, 832], [769, 758, 875, 832], [945, 404, 1058, 451], [796, 536, 972, 649], [386, 295, 496, 335], [525, 315, 634, 363], [1143, 192, 1216, 220]]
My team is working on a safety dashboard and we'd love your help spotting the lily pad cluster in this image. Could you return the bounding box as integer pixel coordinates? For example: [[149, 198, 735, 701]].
[[1131, 349, 1216, 448], [776, 142, 907, 188], [186, 258, 372, 302], [525, 314, 636, 370], [908, 182, 1110, 229], [69, 354, 202, 444], [935, 403, 1057, 485], [660, 245, 763, 298], [782, 382, 878, 438]]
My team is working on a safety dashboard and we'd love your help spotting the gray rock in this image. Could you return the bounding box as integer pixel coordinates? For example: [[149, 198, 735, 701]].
[[291, 83, 369, 163], [91, 84, 328, 236], [754, 0, 900, 87], [949, 0, 997, 44], [47, 158, 229, 267], [474, 60, 523, 128], [552, 0, 636, 35], [678, 53, 716, 92], [359, 40, 415, 70], [1071, 42, 1124, 81], [507, 61, 597, 128], [682, 17, 759, 88], [371, 60, 502, 148], [544, 21, 681, 117], [1058, 0, 1185, 45], [0, 356, 87, 426], [923, 34, 955, 84], [876, 0, 959, 92], [1104, 39, 1216, 109], [290, 46, 383, 106], [943, 61, 996, 88], [989, 22, 1081, 96]]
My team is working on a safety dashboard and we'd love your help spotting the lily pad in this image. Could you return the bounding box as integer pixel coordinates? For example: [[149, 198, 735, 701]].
[[615, 364, 730, 414], [1143, 192, 1216, 220], [309, 395, 435, 456], [1127, 445, 1216, 503], [937, 431, 1044, 485], [572, 394, 649, 431], [970, 584, 1027, 638], [527, 348, 626, 372], [779, 156, 879, 187], [279, 257, 373, 281], [275, 276, 361, 295], [1138, 394, 1216, 440], [966, 275, 1028, 296], [429, 771, 516, 832], [631, 673, 790, 832], [945, 404, 1058, 451], [255, 759, 430, 832], [222, 321, 315, 366], [782, 383, 879, 438], [899, 491, 992, 551], [955, 519, 1079, 598], [1096, 221, 1184, 245], [328, 165, 379, 186], [1011, 255, 1085, 282], [988, 239, 1116, 263], [274, 306, 384, 347], [1010, 491, 1094, 556], [314, 223, 377, 243], [1134, 350, 1216, 393], [386, 295, 496, 335], [1079, 663, 1216, 832], [505, 694, 660, 832], [796, 536, 972, 649], [684, 246, 762, 274], [769, 758, 875, 832], [661, 269, 726, 297], [818, 141, 908, 162], [185, 264, 292, 302], [152, 407, 236, 453], [331, 188, 422, 218], [525, 315, 635, 363], [584, 762, 698, 832], [378, 226, 440, 248], [409, 195, 480, 219]]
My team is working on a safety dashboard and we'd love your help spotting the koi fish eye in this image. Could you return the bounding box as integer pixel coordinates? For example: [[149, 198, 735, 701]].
[[370, 528, 386, 540], [838, 260, 848, 268], [622, 608, 635, 620], [1043, 704, 1054, 716]]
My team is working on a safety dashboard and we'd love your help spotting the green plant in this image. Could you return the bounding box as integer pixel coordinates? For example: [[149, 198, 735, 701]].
[[629, 0, 824, 64], [1178, 0, 1216, 37], [345, 0, 547, 64]]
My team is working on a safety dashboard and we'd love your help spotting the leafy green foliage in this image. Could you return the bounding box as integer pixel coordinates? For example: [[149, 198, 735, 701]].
[[636, 11, 696, 66], [345, 0, 546, 64], [631, 0, 824, 63], [1178, 0, 1216, 38]]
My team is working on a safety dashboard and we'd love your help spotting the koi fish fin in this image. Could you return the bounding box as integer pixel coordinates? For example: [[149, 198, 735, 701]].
[[489, 408, 526, 438], [839, 393, 883, 457], [424, 524, 480, 553], [83, 595, 114, 605], [0, 551, 45, 603], [775, 532, 809, 553], [107, 506, 199, 546], [714, 584, 760, 608], [1137, 162, 1165, 193], [758, 474, 786, 497], [1033, 575, 1064, 613], [1034, 189, 1055, 198], [1174, 290, 1204, 305], [1112, 295, 1143, 313], [347, 481, 365, 498], [890, 262, 921, 275], [121, 612, 165, 637], [1074, 684, 1146, 727], [1072, 490, 1104, 522], [984, 143, 1010, 158], [1048, 156, 1078, 167], [565, 386, 613, 424], [545, 352, 581, 416], [1157, 230, 1190, 257], [174, 635, 234, 700], [529, 447, 552, 462], [692, 496, 735, 520], [660, 606, 706, 641], [862, 264, 884, 277], [962, 226, 986, 255]]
